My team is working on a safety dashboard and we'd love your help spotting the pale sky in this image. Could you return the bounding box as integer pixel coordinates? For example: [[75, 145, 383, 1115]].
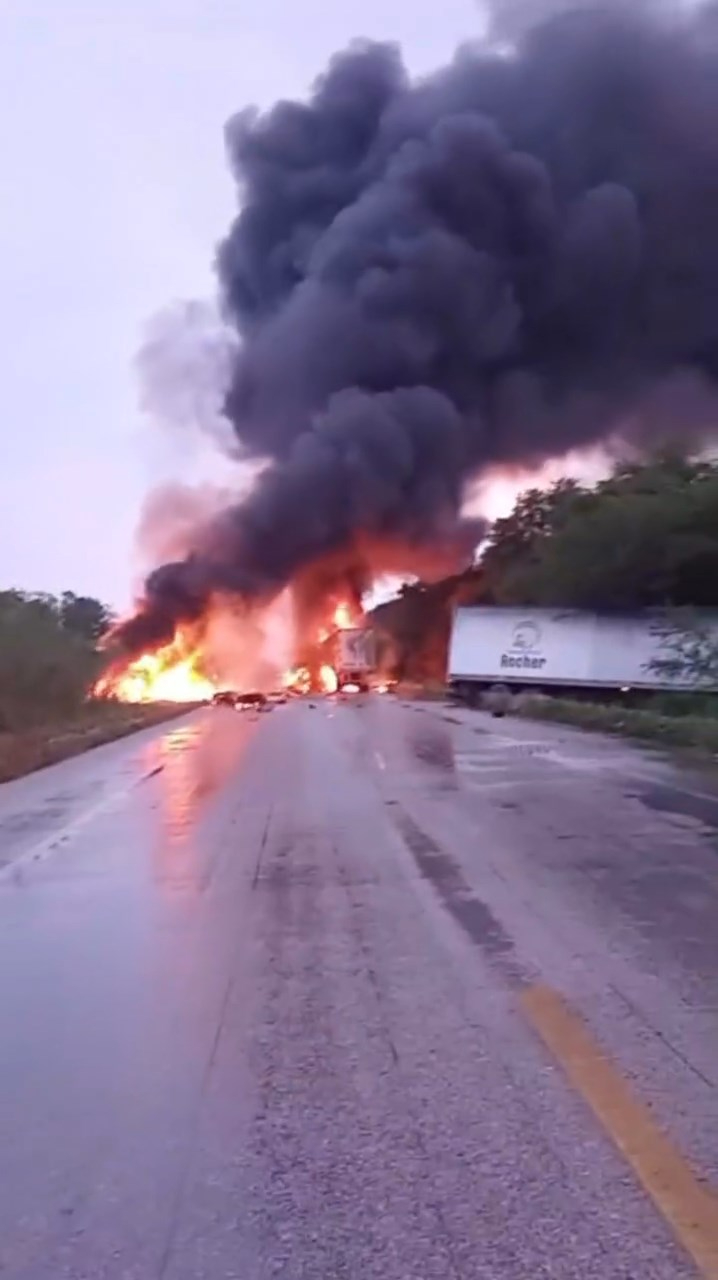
[[0, 0, 484, 609]]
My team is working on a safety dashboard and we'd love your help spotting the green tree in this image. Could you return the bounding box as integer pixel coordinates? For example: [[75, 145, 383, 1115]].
[[481, 478, 581, 603], [648, 609, 718, 688], [484, 457, 718, 609], [60, 592, 114, 643], [0, 589, 112, 731]]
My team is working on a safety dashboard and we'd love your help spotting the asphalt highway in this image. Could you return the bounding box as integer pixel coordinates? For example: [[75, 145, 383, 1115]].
[[0, 696, 716, 1278]]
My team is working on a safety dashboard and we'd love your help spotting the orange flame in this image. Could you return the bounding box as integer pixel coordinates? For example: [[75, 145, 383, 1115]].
[[93, 630, 216, 704], [319, 663, 338, 693], [333, 601, 354, 630], [282, 665, 311, 694], [93, 587, 361, 706]]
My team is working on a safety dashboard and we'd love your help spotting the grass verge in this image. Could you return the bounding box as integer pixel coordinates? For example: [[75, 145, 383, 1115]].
[[517, 695, 718, 755], [0, 701, 196, 784]]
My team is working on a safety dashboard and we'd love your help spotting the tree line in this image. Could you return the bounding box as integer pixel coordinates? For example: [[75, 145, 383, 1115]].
[[372, 456, 718, 681], [0, 591, 113, 731]]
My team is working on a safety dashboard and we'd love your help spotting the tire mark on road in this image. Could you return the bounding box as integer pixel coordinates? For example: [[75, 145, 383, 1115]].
[[252, 805, 275, 889], [389, 802, 528, 985]]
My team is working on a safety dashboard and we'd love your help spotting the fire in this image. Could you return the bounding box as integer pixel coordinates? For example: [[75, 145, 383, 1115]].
[[93, 630, 216, 704], [319, 663, 338, 694], [282, 662, 338, 695], [94, 583, 363, 707], [282, 665, 311, 695]]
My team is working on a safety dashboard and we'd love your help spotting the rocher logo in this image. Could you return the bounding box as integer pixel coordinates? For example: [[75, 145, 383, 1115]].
[[510, 620, 541, 652], [500, 619, 547, 671]]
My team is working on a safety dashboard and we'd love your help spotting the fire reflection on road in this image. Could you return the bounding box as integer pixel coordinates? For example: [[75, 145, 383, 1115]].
[[143, 713, 257, 879], [154, 725, 204, 845]]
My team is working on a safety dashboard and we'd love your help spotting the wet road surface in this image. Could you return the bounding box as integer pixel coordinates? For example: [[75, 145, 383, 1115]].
[[0, 697, 716, 1278]]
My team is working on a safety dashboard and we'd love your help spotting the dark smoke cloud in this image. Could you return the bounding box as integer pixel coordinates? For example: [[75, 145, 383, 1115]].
[[118, 3, 718, 652]]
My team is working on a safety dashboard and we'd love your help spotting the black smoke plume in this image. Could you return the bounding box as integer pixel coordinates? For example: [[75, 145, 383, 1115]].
[[116, 2, 718, 653]]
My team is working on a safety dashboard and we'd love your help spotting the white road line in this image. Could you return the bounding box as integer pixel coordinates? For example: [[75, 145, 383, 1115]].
[[0, 765, 162, 884]]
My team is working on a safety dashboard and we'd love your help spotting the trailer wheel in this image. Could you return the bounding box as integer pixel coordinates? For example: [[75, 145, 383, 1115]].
[[486, 683, 511, 717]]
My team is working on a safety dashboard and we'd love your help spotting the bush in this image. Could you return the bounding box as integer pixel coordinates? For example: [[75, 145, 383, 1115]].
[[0, 589, 110, 731], [0, 701, 189, 783], [518, 695, 718, 753]]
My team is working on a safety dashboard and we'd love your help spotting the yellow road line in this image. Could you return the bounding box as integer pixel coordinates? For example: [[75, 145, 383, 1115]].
[[522, 984, 718, 1280]]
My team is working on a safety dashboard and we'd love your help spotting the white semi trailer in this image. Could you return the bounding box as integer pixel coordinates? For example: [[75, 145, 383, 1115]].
[[447, 606, 718, 702], [335, 627, 376, 692]]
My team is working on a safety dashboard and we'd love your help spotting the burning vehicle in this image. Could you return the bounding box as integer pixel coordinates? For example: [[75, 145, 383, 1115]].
[[325, 626, 376, 694], [280, 601, 376, 696], [211, 690, 238, 708], [212, 690, 268, 710]]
